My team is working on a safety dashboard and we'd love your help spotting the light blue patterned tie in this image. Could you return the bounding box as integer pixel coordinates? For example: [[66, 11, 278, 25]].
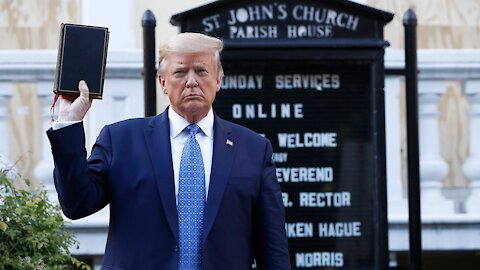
[[178, 124, 205, 270]]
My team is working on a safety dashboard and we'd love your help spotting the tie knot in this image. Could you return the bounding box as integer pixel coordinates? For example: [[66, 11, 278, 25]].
[[186, 124, 200, 137]]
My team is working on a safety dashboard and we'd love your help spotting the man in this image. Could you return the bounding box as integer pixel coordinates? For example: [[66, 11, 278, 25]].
[[47, 32, 290, 269]]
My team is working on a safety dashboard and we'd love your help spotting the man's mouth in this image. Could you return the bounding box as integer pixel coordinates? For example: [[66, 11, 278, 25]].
[[184, 95, 201, 100]]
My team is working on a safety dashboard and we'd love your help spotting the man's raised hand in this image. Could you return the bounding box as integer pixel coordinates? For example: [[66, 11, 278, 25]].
[[58, 80, 93, 122]]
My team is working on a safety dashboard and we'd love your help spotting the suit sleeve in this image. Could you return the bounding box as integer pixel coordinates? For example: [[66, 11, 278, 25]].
[[47, 122, 112, 220], [253, 139, 291, 270]]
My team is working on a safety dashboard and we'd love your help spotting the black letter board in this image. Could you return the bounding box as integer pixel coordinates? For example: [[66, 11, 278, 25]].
[[171, 0, 394, 269]]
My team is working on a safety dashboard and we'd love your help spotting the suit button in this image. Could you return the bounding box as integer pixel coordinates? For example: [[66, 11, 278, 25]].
[[174, 245, 178, 252]]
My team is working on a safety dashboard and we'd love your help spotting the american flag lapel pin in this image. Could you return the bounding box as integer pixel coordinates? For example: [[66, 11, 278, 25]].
[[226, 139, 234, 147]]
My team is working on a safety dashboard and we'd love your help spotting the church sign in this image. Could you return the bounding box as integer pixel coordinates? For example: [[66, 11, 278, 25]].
[[171, 0, 393, 269], [202, 3, 362, 39]]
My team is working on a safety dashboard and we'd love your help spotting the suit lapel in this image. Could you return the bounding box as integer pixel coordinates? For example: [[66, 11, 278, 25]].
[[144, 111, 178, 240], [203, 116, 236, 242]]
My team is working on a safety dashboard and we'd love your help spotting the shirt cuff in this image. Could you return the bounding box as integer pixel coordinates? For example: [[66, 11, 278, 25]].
[[52, 120, 82, 130]]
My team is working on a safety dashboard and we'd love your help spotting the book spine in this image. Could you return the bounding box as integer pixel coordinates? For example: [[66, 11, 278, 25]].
[[53, 23, 66, 94]]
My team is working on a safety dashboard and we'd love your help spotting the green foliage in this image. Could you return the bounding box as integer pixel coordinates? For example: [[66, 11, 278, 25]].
[[0, 170, 91, 270]]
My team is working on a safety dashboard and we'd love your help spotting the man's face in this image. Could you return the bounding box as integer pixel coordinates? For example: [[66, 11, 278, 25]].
[[160, 51, 221, 123]]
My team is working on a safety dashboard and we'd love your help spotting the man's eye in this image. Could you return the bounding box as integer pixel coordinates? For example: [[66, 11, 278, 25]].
[[173, 70, 185, 76]]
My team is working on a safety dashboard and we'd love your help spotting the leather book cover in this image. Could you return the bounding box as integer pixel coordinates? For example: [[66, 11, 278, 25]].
[[54, 23, 109, 99]]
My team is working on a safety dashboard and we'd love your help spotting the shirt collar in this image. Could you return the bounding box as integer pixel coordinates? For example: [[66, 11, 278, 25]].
[[168, 106, 214, 139]]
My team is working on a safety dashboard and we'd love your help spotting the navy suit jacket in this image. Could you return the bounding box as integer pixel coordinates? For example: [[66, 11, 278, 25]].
[[47, 109, 290, 270]]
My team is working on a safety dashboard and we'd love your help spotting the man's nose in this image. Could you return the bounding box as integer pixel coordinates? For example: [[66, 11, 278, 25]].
[[185, 72, 198, 88]]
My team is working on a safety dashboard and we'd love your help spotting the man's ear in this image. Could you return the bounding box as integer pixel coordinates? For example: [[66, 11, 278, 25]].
[[159, 76, 167, 94], [215, 76, 222, 92]]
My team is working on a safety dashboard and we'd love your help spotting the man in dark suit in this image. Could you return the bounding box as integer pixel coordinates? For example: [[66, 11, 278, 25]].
[[47, 32, 290, 270]]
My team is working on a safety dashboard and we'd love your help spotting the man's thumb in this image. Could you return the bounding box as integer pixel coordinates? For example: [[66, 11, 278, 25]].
[[78, 80, 90, 99]]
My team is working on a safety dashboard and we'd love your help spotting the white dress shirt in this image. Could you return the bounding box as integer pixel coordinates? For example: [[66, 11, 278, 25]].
[[52, 120, 81, 130], [168, 106, 214, 203]]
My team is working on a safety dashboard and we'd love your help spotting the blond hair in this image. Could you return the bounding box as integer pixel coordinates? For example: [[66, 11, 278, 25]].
[[158, 32, 224, 79]]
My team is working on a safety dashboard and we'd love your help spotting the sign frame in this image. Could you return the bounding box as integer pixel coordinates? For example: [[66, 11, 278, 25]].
[[217, 46, 389, 269]]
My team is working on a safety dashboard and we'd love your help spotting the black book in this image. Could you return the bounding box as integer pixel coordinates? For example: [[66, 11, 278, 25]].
[[54, 23, 109, 99]]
